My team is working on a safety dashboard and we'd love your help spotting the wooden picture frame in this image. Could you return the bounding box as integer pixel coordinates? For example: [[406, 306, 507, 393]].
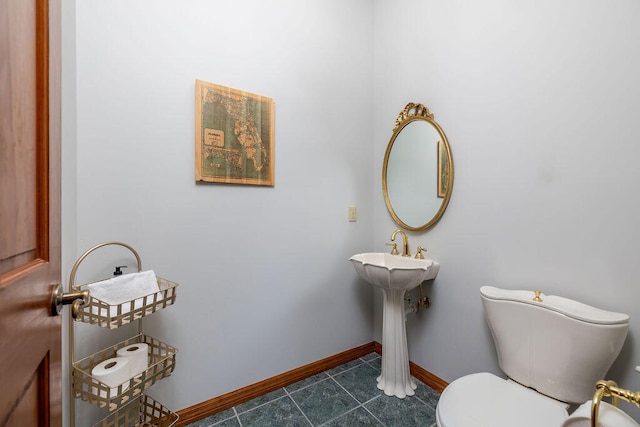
[[195, 80, 275, 186]]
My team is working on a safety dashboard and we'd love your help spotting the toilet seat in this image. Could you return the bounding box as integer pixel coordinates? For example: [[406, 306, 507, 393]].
[[436, 372, 569, 427]]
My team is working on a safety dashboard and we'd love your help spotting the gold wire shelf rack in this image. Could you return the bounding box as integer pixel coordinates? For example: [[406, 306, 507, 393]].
[[73, 334, 177, 410], [68, 241, 179, 426], [73, 276, 178, 329], [93, 394, 178, 427]]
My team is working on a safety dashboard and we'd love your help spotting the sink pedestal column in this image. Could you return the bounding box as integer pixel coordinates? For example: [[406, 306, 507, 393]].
[[377, 288, 416, 398]]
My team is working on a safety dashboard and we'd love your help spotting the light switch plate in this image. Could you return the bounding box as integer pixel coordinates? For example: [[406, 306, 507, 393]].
[[348, 205, 357, 222]]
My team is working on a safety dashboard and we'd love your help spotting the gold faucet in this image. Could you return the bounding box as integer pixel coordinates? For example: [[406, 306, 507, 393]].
[[415, 246, 427, 259], [390, 229, 411, 257]]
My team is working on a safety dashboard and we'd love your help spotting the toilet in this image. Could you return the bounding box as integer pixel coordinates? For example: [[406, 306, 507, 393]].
[[436, 286, 630, 427]]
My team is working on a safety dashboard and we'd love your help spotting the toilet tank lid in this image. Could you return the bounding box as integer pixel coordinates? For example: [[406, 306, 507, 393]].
[[480, 286, 629, 325]]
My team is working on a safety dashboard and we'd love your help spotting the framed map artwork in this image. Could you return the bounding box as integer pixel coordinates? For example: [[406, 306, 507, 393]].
[[195, 80, 275, 185]]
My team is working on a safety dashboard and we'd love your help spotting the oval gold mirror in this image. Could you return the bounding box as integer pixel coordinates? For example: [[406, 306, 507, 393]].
[[382, 103, 454, 231]]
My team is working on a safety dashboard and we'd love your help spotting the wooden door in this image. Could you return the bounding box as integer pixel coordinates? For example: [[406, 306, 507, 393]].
[[0, 0, 62, 425]]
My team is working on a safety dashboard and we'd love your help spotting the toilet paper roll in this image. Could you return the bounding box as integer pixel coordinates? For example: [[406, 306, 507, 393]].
[[116, 343, 149, 378], [563, 400, 640, 427], [91, 357, 130, 397]]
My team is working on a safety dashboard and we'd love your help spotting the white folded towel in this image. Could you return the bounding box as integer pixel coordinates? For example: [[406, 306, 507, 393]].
[[563, 400, 639, 427], [85, 270, 160, 307]]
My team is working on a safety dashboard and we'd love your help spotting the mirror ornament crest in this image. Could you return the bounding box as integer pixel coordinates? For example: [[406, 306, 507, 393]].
[[393, 103, 434, 132], [383, 103, 454, 231]]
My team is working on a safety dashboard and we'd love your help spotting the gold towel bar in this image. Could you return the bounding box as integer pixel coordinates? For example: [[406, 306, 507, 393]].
[[591, 379, 640, 427]]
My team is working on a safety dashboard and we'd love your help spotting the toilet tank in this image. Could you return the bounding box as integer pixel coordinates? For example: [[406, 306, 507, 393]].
[[480, 286, 629, 404]]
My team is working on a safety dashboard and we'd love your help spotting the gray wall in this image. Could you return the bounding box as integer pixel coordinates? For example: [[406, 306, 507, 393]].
[[63, 0, 374, 423], [62, 0, 640, 424], [372, 0, 640, 421]]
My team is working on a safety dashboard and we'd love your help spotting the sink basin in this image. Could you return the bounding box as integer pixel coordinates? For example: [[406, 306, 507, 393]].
[[349, 252, 440, 290], [350, 252, 440, 398]]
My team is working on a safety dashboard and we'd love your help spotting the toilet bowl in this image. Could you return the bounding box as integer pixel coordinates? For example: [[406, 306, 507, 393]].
[[436, 286, 629, 427], [436, 372, 569, 426]]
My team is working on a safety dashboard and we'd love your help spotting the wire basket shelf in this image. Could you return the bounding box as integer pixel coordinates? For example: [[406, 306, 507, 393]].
[[73, 277, 178, 329], [93, 394, 178, 427], [73, 334, 178, 411]]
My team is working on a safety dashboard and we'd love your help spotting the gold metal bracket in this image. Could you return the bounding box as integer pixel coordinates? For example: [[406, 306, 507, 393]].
[[419, 284, 431, 309], [405, 291, 411, 304]]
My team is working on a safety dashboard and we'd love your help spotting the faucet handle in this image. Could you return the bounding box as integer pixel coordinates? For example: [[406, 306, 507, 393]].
[[415, 246, 427, 259], [386, 243, 399, 255]]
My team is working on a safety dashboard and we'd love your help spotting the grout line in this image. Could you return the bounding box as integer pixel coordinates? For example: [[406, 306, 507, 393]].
[[234, 394, 282, 416], [358, 394, 387, 426], [283, 386, 314, 426], [361, 402, 387, 426], [327, 375, 387, 426], [413, 393, 437, 411], [207, 409, 238, 427], [324, 355, 387, 425], [283, 372, 330, 394], [193, 352, 439, 427], [232, 406, 243, 427], [317, 404, 363, 426], [329, 376, 358, 400], [325, 360, 365, 379]]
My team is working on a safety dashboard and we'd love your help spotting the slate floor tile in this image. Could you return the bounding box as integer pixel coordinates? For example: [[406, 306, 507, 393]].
[[238, 395, 311, 427], [364, 394, 437, 427], [291, 378, 360, 425], [186, 353, 440, 427], [333, 363, 382, 403], [285, 372, 330, 393], [235, 387, 287, 413], [187, 408, 236, 426], [321, 407, 384, 426]]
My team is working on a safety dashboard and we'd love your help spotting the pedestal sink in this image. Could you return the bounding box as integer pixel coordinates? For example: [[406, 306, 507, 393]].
[[350, 252, 440, 398]]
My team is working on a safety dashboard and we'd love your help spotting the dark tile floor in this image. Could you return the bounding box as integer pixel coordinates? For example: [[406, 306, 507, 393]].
[[186, 352, 440, 427]]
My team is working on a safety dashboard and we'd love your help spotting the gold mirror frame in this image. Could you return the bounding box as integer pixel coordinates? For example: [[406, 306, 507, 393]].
[[382, 103, 454, 231]]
